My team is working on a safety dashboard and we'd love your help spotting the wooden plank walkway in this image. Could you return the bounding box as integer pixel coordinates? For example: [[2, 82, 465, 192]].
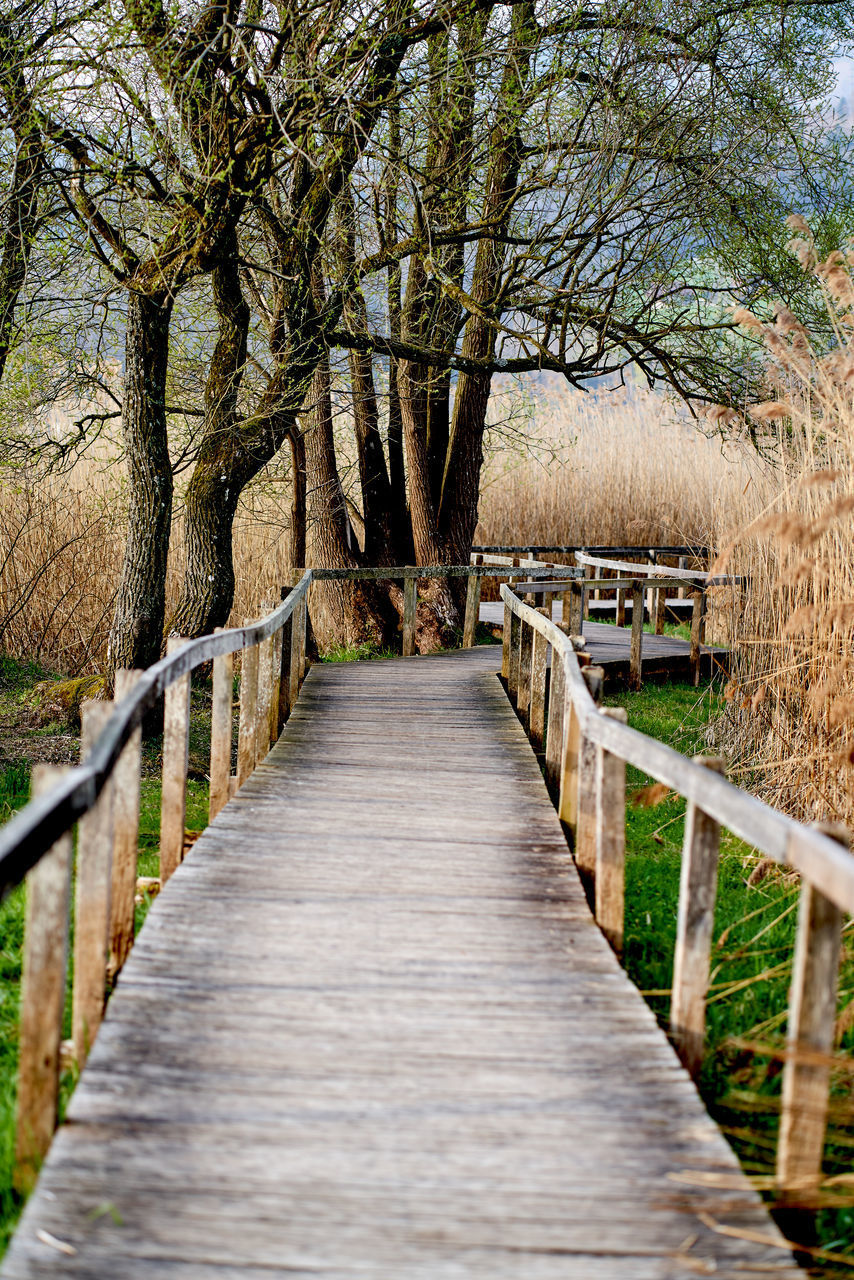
[[480, 604, 725, 680], [3, 647, 797, 1278]]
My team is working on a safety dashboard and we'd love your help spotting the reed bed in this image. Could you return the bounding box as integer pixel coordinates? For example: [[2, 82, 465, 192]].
[[711, 219, 854, 829]]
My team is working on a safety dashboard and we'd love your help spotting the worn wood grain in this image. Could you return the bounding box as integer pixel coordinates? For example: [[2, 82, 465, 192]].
[[14, 765, 71, 1194], [594, 710, 627, 955], [73, 702, 115, 1069], [160, 637, 191, 885], [110, 670, 142, 978], [237, 636, 259, 789], [3, 646, 800, 1280], [209, 637, 233, 822]]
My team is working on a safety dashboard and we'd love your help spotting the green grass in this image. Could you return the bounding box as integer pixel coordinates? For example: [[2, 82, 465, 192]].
[[607, 679, 854, 1270]]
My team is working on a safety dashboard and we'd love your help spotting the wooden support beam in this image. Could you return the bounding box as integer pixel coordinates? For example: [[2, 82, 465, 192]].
[[595, 708, 628, 954], [508, 610, 522, 703], [670, 757, 725, 1078], [517, 620, 534, 728], [616, 588, 626, 628], [278, 593, 294, 732], [110, 669, 142, 978], [462, 573, 481, 648], [74, 701, 115, 1068], [14, 765, 71, 1194], [690, 590, 706, 686], [210, 634, 233, 821], [289, 604, 301, 709], [574, 667, 604, 882], [529, 620, 549, 752], [237, 631, 260, 789], [544, 656, 565, 797], [654, 586, 666, 634], [777, 825, 847, 1202], [297, 596, 308, 683], [269, 625, 283, 746], [160, 636, 191, 885], [255, 627, 274, 765], [501, 601, 512, 680], [402, 574, 417, 656], [630, 581, 644, 691], [559, 699, 580, 830], [569, 580, 584, 636]]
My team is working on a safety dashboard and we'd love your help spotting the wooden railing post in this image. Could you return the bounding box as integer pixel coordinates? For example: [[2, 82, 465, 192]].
[[616, 587, 626, 627], [654, 585, 666, 634], [14, 764, 72, 1194], [559, 696, 581, 830], [255, 617, 275, 765], [289, 602, 301, 710], [297, 595, 308, 684], [278, 587, 295, 732], [583, 563, 593, 619], [630, 580, 644, 690], [269, 624, 283, 746], [402, 572, 417, 656], [237, 628, 260, 789], [210, 632, 233, 821], [777, 823, 847, 1203], [529, 612, 549, 752], [595, 708, 628, 954], [571, 581, 583, 634], [110, 668, 142, 978], [508, 609, 522, 703], [690, 589, 706, 686], [544, 654, 565, 795], [678, 555, 687, 599], [74, 701, 115, 1068], [501, 598, 512, 681], [573, 666, 604, 883], [462, 571, 481, 648], [517, 619, 534, 728], [670, 757, 725, 1078], [160, 636, 191, 885]]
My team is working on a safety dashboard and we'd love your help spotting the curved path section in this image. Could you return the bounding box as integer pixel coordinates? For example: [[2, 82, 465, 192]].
[[3, 648, 796, 1277]]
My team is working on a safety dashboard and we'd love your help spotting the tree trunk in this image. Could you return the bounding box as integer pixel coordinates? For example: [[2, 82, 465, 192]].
[[305, 357, 398, 650], [289, 426, 307, 570], [108, 291, 174, 672], [170, 245, 250, 638]]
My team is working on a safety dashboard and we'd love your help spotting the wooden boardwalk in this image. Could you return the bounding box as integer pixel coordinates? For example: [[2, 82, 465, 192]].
[[480, 604, 725, 680], [3, 647, 797, 1278]]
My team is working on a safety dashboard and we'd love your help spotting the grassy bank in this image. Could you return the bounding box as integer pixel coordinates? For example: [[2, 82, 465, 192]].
[[607, 679, 854, 1273]]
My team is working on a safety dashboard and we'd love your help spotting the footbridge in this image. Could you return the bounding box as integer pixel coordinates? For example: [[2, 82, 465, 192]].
[[0, 558, 850, 1277]]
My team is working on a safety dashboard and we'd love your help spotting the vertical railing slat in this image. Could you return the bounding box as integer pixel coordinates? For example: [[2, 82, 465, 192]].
[[110, 668, 142, 978], [402, 573, 417, 656], [14, 765, 72, 1193], [670, 757, 725, 1078], [237, 628, 260, 789], [160, 636, 191, 884], [595, 708, 627, 954], [210, 633, 233, 820], [74, 701, 115, 1068], [462, 572, 481, 648]]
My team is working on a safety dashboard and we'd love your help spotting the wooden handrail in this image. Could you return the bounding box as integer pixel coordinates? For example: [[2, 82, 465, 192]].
[[574, 550, 735, 586], [500, 582, 853, 1205]]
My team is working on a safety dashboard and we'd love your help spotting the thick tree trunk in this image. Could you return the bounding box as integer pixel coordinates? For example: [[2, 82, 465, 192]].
[[289, 427, 307, 569], [108, 291, 174, 672], [170, 246, 250, 637], [305, 358, 398, 650]]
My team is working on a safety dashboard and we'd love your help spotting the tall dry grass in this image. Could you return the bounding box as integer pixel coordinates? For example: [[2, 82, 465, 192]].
[[476, 377, 766, 549], [710, 220, 854, 827], [0, 457, 299, 672]]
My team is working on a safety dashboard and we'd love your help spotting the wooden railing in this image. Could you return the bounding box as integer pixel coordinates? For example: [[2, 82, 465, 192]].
[[0, 560, 574, 1194], [500, 581, 853, 1206]]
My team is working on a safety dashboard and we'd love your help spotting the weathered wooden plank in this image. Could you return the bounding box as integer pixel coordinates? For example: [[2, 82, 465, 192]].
[[110, 669, 142, 977], [237, 636, 260, 789], [14, 765, 71, 1194], [73, 701, 115, 1068], [160, 636, 191, 884], [629, 581, 644, 690], [594, 708, 627, 955], [2, 650, 801, 1280], [210, 636, 233, 821], [529, 626, 549, 752], [462, 573, 481, 648], [402, 575, 417, 657], [670, 758, 725, 1078], [777, 829, 846, 1201]]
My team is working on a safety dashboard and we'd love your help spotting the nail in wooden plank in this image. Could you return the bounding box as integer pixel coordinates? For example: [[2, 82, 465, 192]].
[[74, 701, 115, 1068], [14, 765, 71, 1194], [671, 757, 725, 1078], [160, 636, 191, 885]]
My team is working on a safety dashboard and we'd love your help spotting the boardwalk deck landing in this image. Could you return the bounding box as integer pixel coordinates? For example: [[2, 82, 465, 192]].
[[3, 648, 798, 1279]]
